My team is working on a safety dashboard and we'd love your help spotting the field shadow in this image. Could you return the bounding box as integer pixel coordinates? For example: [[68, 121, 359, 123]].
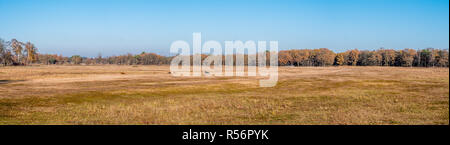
[[0, 80, 25, 85]]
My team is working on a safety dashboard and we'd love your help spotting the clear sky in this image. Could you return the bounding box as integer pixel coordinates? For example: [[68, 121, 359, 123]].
[[0, 0, 448, 57]]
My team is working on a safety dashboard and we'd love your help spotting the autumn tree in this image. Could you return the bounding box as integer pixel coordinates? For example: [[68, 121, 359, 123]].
[[11, 39, 24, 65], [278, 50, 293, 66], [380, 49, 396, 66], [313, 48, 335, 66], [290, 50, 310, 66], [395, 49, 416, 67], [417, 49, 433, 67], [25, 42, 38, 64], [357, 50, 371, 66], [334, 53, 345, 66], [346, 49, 359, 66], [367, 51, 382, 66], [433, 49, 449, 67]]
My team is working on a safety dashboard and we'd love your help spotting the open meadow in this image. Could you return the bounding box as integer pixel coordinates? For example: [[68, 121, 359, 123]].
[[0, 65, 448, 125]]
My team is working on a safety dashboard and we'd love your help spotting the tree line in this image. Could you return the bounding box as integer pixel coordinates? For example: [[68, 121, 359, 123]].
[[37, 52, 171, 65], [1, 38, 448, 67], [1, 38, 172, 66], [279, 48, 449, 67]]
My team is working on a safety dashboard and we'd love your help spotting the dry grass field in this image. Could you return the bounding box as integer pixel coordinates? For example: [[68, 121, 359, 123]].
[[0, 65, 448, 125]]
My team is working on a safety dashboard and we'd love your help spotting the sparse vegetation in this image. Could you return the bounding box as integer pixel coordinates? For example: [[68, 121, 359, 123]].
[[0, 65, 448, 125], [0, 38, 448, 125]]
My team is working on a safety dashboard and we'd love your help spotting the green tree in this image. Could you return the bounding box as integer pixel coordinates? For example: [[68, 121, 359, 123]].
[[70, 55, 82, 64]]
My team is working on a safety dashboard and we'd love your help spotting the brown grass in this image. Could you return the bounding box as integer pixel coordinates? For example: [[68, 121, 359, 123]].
[[0, 65, 448, 124]]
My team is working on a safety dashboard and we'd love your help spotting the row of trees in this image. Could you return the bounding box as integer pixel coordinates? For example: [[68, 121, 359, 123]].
[[96, 52, 171, 65], [279, 48, 449, 67], [278, 48, 336, 66], [37, 52, 171, 65], [0, 38, 38, 66], [1, 38, 448, 67], [33, 48, 450, 67], [0, 38, 171, 66]]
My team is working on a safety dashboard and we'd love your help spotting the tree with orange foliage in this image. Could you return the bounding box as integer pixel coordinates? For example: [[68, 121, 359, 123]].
[[346, 49, 359, 66]]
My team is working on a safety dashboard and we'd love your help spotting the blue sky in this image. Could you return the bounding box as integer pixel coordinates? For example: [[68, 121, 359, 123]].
[[0, 0, 448, 57]]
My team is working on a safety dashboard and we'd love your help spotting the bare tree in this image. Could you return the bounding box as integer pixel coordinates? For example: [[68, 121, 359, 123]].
[[0, 39, 14, 66], [11, 39, 25, 65], [96, 53, 103, 64], [0, 38, 5, 65]]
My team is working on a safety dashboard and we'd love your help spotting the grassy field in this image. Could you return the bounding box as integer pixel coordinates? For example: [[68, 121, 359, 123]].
[[0, 65, 448, 125]]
